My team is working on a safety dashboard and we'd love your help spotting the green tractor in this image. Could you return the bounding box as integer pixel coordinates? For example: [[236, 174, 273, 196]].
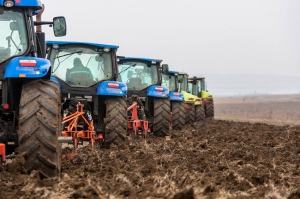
[[178, 72, 205, 125], [189, 76, 214, 118]]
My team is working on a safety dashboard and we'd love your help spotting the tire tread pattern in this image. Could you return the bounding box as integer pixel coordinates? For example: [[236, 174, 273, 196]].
[[171, 101, 185, 130], [195, 104, 205, 121], [205, 102, 215, 118], [18, 80, 61, 178], [153, 98, 170, 136], [185, 103, 195, 125], [105, 97, 127, 146]]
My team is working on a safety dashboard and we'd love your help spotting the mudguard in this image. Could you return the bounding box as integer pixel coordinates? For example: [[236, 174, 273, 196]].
[[97, 81, 127, 96], [147, 85, 169, 98], [4, 57, 51, 78], [50, 77, 62, 91], [201, 90, 213, 99], [169, 91, 184, 101]]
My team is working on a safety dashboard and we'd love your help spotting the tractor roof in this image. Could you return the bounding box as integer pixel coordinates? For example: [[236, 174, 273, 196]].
[[119, 57, 163, 63], [46, 41, 119, 49], [0, 0, 42, 9], [178, 72, 188, 75], [168, 70, 179, 75], [189, 76, 205, 80]]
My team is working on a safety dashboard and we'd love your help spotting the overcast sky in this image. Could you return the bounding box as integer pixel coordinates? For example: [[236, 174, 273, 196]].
[[41, 0, 300, 77]]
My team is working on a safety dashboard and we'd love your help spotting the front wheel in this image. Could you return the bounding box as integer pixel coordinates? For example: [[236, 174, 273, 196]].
[[18, 80, 61, 178], [153, 98, 170, 136], [104, 97, 127, 146]]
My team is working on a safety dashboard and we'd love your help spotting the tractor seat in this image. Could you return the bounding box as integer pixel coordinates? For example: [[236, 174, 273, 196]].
[[127, 77, 142, 89]]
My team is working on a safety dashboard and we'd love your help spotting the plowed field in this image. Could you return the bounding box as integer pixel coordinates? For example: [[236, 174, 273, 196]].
[[1, 94, 300, 199]]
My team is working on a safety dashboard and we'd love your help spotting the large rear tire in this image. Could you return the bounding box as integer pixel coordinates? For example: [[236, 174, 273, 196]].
[[185, 103, 195, 125], [153, 98, 170, 136], [205, 102, 215, 118], [18, 80, 61, 178], [171, 101, 185, 130], [105, 97, 127, 146], [195, 104, 205, 121]]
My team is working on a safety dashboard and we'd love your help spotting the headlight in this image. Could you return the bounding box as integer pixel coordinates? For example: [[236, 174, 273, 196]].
[[4, 0, 14, 7], [103, 48, 110, 52]]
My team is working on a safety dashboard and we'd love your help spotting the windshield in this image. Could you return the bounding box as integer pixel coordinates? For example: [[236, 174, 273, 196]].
[[118, 61, 159, 90], [196, 80, 201, 93], [0, 9, 28, 63], [178, 74, 188, 92], [162, 74, 176, 91], [49, 46, 113, 87], [187, 82, 193, 94], [199, 79, 205, 91]]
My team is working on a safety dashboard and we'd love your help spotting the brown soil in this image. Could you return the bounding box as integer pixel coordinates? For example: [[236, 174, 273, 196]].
[[1, 94, 300, 199]]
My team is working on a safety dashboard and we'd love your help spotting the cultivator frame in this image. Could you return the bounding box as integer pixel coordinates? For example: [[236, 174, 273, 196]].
[[60, 103, 103, 149], [127, 95, 150, 137]]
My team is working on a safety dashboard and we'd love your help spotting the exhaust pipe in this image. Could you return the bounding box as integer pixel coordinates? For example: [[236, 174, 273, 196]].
[[35, 4, 46, 58], [35, 4, 44, 33]]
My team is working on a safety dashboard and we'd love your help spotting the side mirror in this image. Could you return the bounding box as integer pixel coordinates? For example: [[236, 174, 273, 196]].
[[117, 56, 125, 63], [161, 64, 169, 74], [53, 16, 66, 37], [127, 70, 133, 78]]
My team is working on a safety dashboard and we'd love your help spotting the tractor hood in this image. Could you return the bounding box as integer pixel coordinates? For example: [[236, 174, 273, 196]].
[[0, 0, 42, 9]]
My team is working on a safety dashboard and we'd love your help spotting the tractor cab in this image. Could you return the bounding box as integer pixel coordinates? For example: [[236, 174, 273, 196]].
[[118, 57, 169, 97], [0, 1, 65, 65], [178, 72, 198, 104], [189, 76, 209, 98], [46, 41, 122, 91], [162, 70, 183, 101]]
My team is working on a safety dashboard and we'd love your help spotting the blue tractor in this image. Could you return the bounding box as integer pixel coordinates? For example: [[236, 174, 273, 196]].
[[46, 41, 128, 148], [161, 70, 185, 130], [118, 57, 171, 136], [0, 0, 66, 177]]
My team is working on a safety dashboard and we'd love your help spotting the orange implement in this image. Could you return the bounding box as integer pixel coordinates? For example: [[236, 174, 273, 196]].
[[127, 100, 150, 136], [0, 143, 6, 164], [61, 103, 96, 149]]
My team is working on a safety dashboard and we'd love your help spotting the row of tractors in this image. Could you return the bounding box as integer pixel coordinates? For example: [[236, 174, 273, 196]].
[[0, 0, 214, 178]]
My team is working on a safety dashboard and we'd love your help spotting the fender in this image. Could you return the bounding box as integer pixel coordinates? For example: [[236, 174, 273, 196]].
[[147, 85, 169, 98], [169, 91, 184, 101], [180, 90, 196, 103], [4, 57, 51, 79], [97, 81, 127, 96], [0, 0, 42, 8], [201, 90, 213, 100], [50, 77, 62, 91], [202, 97, 213, 105]]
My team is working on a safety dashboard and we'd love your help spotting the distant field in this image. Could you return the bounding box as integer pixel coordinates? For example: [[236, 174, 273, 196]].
[[215, 94, 300, 126]]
